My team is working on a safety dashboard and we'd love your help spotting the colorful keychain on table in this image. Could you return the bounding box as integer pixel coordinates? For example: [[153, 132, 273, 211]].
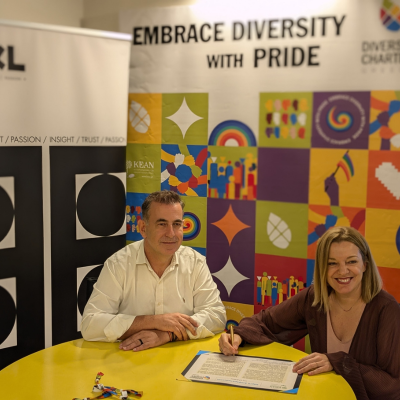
[[73, 372, 143, 400]]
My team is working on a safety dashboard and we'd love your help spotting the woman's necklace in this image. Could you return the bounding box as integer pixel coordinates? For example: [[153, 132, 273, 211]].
[[333, 293, 362, 312]]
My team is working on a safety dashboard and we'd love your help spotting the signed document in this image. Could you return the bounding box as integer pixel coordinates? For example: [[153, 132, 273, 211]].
[[182, 352, 302, 394]]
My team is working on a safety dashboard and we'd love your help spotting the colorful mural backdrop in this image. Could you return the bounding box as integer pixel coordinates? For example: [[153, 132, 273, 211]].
[[121, 1, 400, 352]]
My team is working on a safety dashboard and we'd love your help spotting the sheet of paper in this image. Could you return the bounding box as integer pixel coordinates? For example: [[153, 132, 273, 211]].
[[182, 352, 302, 393]]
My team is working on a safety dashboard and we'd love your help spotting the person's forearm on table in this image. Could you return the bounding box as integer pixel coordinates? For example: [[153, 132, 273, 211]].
[[118, 315, 158, 341], [118, 313, 198, 341], [119, 307, 226, 342], [81, 311, 135, 342]]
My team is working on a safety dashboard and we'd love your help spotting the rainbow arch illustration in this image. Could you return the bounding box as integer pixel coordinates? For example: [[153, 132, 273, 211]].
[[225, 319, 239, 331], [209, 120, 257, 147]]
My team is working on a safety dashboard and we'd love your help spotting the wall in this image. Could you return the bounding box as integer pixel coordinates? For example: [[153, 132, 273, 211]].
[[0, 0, 197, 31], [82, 0, 196, 31], [0, 0, 84, 27]]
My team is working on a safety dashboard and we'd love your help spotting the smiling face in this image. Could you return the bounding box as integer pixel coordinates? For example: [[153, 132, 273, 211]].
[[139, 202, 183, 265], [326, 241, 366, 299]]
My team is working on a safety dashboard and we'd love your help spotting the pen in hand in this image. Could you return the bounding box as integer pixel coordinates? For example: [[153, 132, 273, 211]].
[[230, 325, 236, 356]]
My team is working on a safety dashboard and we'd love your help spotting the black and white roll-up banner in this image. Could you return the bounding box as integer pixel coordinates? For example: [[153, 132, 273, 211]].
[[0, 20, 131, 369]]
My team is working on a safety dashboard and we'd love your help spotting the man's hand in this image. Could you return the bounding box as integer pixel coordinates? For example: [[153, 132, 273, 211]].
[[119, 330, 169, 352], [292, 353, 333, 376], [153, 313, 198, 340], [218, 332, 242, 356]]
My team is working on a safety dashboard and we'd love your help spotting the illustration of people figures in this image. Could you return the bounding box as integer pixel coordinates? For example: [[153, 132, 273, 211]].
[[257, 273, 305, 307], [271, 276, 278, 306], [208, 153, 257, 200], [261, 272, 272, 306], [127, 206, 142, 233]]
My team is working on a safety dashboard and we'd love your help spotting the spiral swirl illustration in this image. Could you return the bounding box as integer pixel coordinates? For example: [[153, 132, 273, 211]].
[[326, 106, 353, 132], [183, 212, 201, 241]]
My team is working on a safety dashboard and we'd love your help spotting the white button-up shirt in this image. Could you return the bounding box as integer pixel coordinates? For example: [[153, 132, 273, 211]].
[[81, 240, 226, 342]]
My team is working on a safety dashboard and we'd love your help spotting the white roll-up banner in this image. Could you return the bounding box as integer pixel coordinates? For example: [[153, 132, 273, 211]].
[[0, 20, 131, 368]]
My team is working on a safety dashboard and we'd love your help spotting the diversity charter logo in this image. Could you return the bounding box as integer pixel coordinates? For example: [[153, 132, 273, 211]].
[[381, 0, 400, 31]]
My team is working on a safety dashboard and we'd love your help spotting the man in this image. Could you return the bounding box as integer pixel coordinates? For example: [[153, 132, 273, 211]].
[[81, 190, 226, 351]]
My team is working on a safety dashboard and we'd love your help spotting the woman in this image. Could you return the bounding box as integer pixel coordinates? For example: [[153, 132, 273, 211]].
[[219, 227, 400, 400]]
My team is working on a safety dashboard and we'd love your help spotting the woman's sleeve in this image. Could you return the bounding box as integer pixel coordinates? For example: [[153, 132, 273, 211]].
[[234, 287, 311, 346], [326, 300, 400, 400]]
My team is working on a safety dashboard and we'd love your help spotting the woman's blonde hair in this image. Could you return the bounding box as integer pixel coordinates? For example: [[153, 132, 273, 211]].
[[312, 226, 382, 312]]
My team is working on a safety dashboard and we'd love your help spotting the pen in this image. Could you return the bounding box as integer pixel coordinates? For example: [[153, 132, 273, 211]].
[[230, 325, 235, 354]]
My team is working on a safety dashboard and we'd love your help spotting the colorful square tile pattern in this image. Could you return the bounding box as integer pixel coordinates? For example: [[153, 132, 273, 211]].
[[126, 91, 400, 352]]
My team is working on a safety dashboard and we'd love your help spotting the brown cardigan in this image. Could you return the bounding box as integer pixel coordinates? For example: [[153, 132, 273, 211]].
[[234, 286, 400, 400]]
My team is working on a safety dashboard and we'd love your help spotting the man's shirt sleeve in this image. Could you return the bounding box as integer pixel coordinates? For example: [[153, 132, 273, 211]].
[[186, 258, 227, 339], [80, 258, 135, 342]]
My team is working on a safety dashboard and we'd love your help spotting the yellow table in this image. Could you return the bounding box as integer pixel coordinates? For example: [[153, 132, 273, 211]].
[[0, 335, 355, 399]]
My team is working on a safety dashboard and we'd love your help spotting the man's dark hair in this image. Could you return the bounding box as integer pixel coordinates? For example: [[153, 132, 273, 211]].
[[142, 190, 185, 221]]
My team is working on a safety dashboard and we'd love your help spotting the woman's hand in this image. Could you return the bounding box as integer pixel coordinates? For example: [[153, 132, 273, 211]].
[[292, 353, 333, 376], [218, 332, 242, 356]]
